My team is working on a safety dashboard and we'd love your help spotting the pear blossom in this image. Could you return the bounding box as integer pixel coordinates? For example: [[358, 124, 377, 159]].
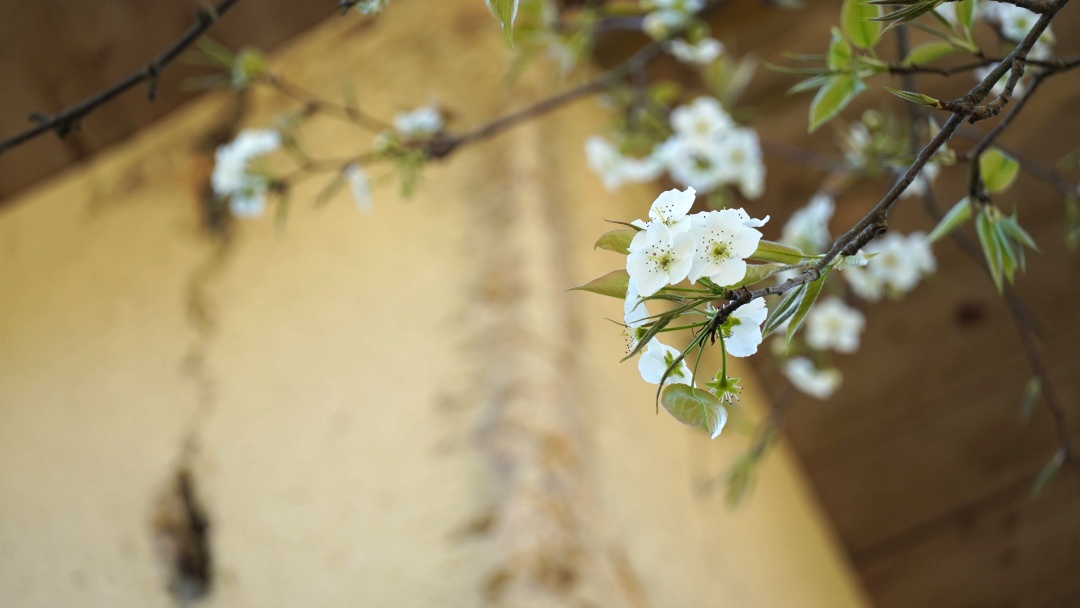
[[624, 278, 651, 329], [805, 297, 865, 353], [393, 105, 443, 139], [631, 187, 697, 232], [845, 232, 936, 300], [723, 298, 767, 357], [212, 129, 282, 218], [687, 208, 766, 285], [585, 136, 664, 192], [638, 339, 693, 385], [662, 137, 729, 192], [842, 122, 873, 169], [627, 221, 696, 296], [716, 128, 766, 199], [983, 2, 1052, 43], [353, 0, 390, 14], [784, 358, 842, 399], [643, 10, 689, 40], [782, 194, 835, 253], [667, 37, 724, 65], [344, 164, 373, 214], [670, 97, 734, 143]]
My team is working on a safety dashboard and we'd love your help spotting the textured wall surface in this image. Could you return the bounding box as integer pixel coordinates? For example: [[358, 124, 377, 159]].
[[0, 2, 868, 606]]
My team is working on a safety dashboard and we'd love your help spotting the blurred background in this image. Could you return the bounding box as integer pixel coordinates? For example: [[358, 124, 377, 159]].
[[1, 0, 1078, 606]]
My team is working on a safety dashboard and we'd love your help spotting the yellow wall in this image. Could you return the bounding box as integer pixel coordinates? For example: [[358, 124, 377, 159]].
[[0, 1, 869, 606]]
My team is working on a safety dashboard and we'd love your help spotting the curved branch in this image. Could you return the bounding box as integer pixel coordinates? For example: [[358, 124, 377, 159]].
[[0, 0, 242, 156]]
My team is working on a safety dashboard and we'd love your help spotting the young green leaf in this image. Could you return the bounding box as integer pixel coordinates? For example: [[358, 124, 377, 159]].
[[976, 207, 1005, 293], [809, 75, 865, 133], [884, 86, 941, 108], [827, 28, 854, 71], [841, 0, 882, 50], [954, 0, 977, 28], [999, 214, 1039, 253], [594, 229, 637, 255], [786, 267, 831, 344], [979, 148, 1020, 194], [569, 269, 630, 299], [928, 197, 972, 242], [484, 0, 520, 47], [750, 240, 818, 265], [762, 284, 806, 339], [902, 40, 955, 66], [661, 384, 728, 439], [1018, 377, 1042, 423]]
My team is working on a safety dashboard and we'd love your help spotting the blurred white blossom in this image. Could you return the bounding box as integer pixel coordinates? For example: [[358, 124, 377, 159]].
[[844, 232, 936, 301], [344, 164, 373, 214], [667, 37, 724, 65], [212, 129, 282, 218], [784, 357, 842, 399], [782, 194, 835, 253], [393, 105, 443, 139], [584, 136, 664, 192], [805, 297, 865, 353]]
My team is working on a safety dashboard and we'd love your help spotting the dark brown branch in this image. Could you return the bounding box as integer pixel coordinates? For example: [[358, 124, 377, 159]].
[[984, 0, 1055, 12], [0, 0, 241, 156]]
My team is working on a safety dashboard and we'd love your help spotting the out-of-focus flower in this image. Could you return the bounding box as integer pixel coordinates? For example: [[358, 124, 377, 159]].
[[784, 357, 842, 399], [393, 105, 444, 139], [667, 37, 724, 65], [344, 164, 373, 214], [782, 194, 835, 253], [805, 297, 865, 353]]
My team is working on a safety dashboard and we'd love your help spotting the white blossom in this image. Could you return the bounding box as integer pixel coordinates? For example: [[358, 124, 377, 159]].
[[584, 136, 664, 192], [805, 297, 865, 353], [784, 358, 842, 399], [724, 298, 767, 358], [983, 2, 1052, 42], [667, 37, 724, 65], [344, 164, 373, 214], [211, 129, 282, 218], [846, 232, 935, 300], [627, 221, 696, 296], [638, 339, 693, 385], [624, 278, 651, 329], [842, 122, 872, 169], [782, 194, 835, 253], [842, 267, 885, 301], [717, 128, 766, 199], [393, 105, 443, 139], [632, 187, 697, 232], [670, 97, 734, 143], [662, 137, 729, 192], [643, 10, 689, 40], [687, 208, 766, 285]]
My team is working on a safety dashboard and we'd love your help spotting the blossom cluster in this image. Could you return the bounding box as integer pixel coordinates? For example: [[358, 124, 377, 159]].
[[586, 97, 765, 198], [621, 188, 770, 392], [211, 129, 282, 218]]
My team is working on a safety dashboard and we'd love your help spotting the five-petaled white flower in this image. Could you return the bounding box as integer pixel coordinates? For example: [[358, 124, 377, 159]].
[[688, 208, 766, 286], [585, 136, 664, 192], [632, 187, 697, 232], [638, 339, 693, 385], [784, 357, 842, 399], [670, 97, 735, 143], [627, 221, 696, 297], [843, 232, 936, 301], [805, 297, 865, 353], [723, 298, 768, 358]]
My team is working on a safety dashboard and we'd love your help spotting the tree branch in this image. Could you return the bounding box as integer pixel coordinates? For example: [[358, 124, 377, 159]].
[[0, 0, 242, 156]]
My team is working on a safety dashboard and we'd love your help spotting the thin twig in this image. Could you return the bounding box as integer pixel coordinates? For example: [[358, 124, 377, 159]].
[[0, 0, 242, 156]]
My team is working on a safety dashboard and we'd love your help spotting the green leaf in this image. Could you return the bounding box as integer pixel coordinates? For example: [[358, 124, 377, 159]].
[[660, 384, 729, 439], [827, 28, 853, 71], [726, 454, 758, 507], [1031, 449, 1065, 497], [884, 86, 941, 108], [569, 269, 630, 299], [976, 207, 1004, 293], [762, 284, 806, 339], [594, 229, 637, 255], [831, 254, 873, 270], [842, 0, 882, 50], [749, 240, 818, 265], [902, 40, 955, 66], [999, 214, 1039, 253], [979, 148, 1020, 194], [485, 0, 519, 47], [954, 0, 977, 28], [870, 0, 941, 26], [809, 75, 864, 133], [786, 267, 831, 344], [928, 197, 972, 242]]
